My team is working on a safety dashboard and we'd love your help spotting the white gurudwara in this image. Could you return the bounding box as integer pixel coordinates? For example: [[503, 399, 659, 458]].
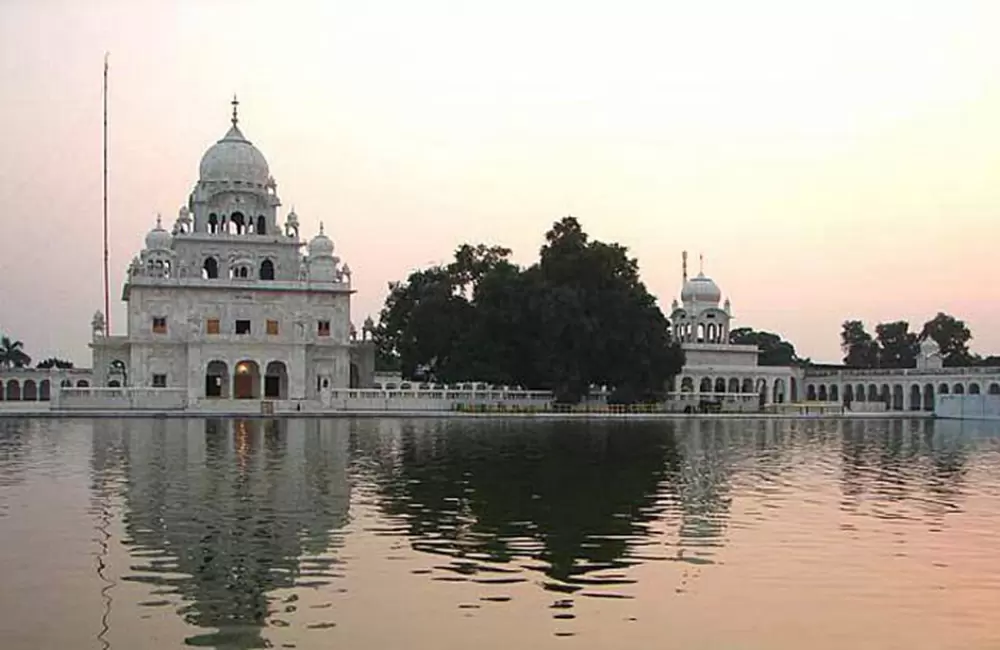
[[89, 98, 375, 406]]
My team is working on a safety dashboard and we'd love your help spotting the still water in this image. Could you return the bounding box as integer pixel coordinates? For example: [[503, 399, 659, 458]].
[[0, 417, 998, 649]]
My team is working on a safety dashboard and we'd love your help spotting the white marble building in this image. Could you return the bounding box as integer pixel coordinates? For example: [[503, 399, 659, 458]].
[[668, 255, 797, 408], [89, 99, 375, 407]]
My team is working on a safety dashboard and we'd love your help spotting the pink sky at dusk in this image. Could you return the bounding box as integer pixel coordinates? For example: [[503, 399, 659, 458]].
[[2, 0, 1000, 366]]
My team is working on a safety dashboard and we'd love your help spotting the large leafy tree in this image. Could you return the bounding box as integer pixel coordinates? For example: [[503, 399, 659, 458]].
[[840, 319, 879, 368], [729, 327, 800, 366], [0, 335, 31, 369], [920, 312, 973, 367], [874, 320, 919, 369], [374, 217, 685, 403]]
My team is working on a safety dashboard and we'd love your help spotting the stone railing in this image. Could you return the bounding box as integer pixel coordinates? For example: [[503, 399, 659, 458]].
[[56, 387, 188, 411]]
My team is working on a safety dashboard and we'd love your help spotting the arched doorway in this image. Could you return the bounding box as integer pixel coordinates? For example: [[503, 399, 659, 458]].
[[892, 384, 904, 411], [772, 378, 785, 404], [233, 360, 261, 399], [830, 385, 839, 402], [39, 380, 50, 401], [989, 383, 1000, 395], [264, 361, 288, 399], [844, 384, 854, 407], [807, 385, 817, 401], [923, 384, 934, 411], [350, 363, 360, 389], [969, 383, 981, 395], [259, 259, 275, 280], [23, 380, 37, 401], [818, 385, 828, 401], [699, 378, 711, 393], [5, 380, 20, 400], [205, 360, 229, 398], [909, 384, 922, 411], [714, 378, 726, 393], [680, 377, 693, 392]]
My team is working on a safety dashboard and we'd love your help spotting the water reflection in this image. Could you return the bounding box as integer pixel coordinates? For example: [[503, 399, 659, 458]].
[[91, 418, 351, 648]]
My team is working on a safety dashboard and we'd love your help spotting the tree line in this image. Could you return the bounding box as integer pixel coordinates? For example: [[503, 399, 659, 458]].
[[0, 334, 74, 370], [840, 314, 998, 369]]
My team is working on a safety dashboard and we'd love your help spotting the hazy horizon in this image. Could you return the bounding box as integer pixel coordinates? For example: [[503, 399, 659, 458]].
[[2, 0, 1000, 366]]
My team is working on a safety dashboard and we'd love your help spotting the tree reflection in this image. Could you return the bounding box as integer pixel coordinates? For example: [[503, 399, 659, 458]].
[[366, 418, 736, 586], [92, 418, 351, 649]]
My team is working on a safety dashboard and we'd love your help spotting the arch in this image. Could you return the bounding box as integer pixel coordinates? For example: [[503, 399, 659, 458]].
[[807, 384, 817, 401], [264, 361, 288, 399], [22, 380, 37, 401], [350, 363, 360, 389], [697, 323, 706, 342], [867, 384, 878, 401], [59, 379, 72, 388], [989, 383, 1000, 395], [923, 383, 935, 411], [742, 378, 754, 393], [969, 382, 981, 395], [790, 377, 798, 402], [909, 384, 922, 411], [879, 384, 891, 406], [772, 378, 786, 404], [830, 385, 839, 403], [202, 257, 219, 279], [233, 360, 261, 399], [39, 380, 50, 401], [205, 360, 229, 398], [699, 377, 712, 393], [892, 384, 904, 411], [855, 383, 865, 402], [259, 259, 275, 281], [208, 213, 219, 234], [257, 215, 267, 235], [5, 380, 20, 400], [844, 384, 854, 405], [728, 378, 740, 393], [756, 378, 767, 408], [714, 377, 726, 393], [953, 383, 965, 394], [818, 385, 828, 401], [680, 377, 694, 392], [938, 382, 950, 395], [108, 359, 128, 386], [76, 380, 89, 388], [231, 212, 247, 234], [108, 380, 121, 388]]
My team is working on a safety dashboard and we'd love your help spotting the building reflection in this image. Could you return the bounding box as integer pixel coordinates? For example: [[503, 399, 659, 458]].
[[90, 417, 350, 648]]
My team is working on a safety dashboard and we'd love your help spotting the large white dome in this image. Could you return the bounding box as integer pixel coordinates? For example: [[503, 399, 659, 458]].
[[198, 123, 270, 185], [681, 272, 722, 304]]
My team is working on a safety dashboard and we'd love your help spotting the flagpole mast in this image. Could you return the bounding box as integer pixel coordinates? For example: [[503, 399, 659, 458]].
[[102, 52, 110, 336]]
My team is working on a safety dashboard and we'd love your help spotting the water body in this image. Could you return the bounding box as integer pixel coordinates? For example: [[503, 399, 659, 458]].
[[0, 418, 998, 650]]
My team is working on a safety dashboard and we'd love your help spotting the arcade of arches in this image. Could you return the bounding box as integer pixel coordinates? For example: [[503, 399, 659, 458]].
[[675, 373, 797, 404], [0, 377, 89, 401], [804, 378, 1000, 412], [204, 360, 289, 399]]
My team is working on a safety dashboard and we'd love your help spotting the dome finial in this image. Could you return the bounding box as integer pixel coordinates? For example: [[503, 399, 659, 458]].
[[156, 212, 162, 229], [319, 221, 325, 235], [699, 253, 704, 275], [231, 94, 239, 127]]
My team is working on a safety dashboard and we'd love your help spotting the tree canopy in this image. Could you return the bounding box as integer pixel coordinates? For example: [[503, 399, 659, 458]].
[[0, 335, 31, 369], [375, 218, 685, 404], [841, 312, 984, 369], [36, 357, 74, 370], [728, 327, 803, 366]]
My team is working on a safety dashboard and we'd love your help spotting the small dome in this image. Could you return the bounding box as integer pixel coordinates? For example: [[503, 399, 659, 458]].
[[681, 272, 721, 304], [286, 207, 299, 225], [145, 215, 172, 251], [198, 123, 270, 185], [308, 222, 334, 257]]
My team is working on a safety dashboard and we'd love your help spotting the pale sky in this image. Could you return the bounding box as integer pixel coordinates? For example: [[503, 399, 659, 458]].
[[2, 0, 1000, 365]]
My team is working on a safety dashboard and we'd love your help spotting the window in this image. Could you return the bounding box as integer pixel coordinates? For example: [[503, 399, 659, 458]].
[[152, 374, 167, 388], [206, 318, 220, 334], [266, 319, 279, 335], [235, 320, 251, 335], [203, 257, 219, 279], [152, 317, 167, 334], [259, 259, 275, 280], [318, 320, 331, 337]]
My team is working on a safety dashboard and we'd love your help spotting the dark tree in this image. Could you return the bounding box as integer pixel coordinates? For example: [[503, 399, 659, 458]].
[[874, 321, 919, 369], [0, 335, 31, 369], [920, 312, 973, 367], [729, 327, 800, 366], [840, 320, 879, 368], [374, 217, 685, 403]]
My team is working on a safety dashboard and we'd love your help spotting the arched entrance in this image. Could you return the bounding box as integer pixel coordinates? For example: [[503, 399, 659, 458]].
[[772, 378, 785, 404], [922, 384, 934, 411], [5, 380, 19, 400], [350, 363, 360, 389], [909, 384, 922, 411], [680, 377, 693, 392], [233, 360, 261, 399], [23, 380, 37, 401], [39, 380, 51, 401], [264, 361, 288, 399], [205, 361, 229, 398]]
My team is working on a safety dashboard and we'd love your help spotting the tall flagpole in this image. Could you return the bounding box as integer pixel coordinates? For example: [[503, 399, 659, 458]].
[[102, 52, 110, 336]]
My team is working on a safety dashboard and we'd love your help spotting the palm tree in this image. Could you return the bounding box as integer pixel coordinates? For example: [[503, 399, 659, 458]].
[[0, 335, 31, 369]]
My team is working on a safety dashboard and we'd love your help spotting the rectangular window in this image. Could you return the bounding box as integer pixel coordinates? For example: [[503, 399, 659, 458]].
[[206, 318, 220, 334], [235, 320, 251, 335], [152, 316, 167, 334], [266, 319, 279, 336], [152, 373, 167, 388], [318, 320, 331, 337]]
